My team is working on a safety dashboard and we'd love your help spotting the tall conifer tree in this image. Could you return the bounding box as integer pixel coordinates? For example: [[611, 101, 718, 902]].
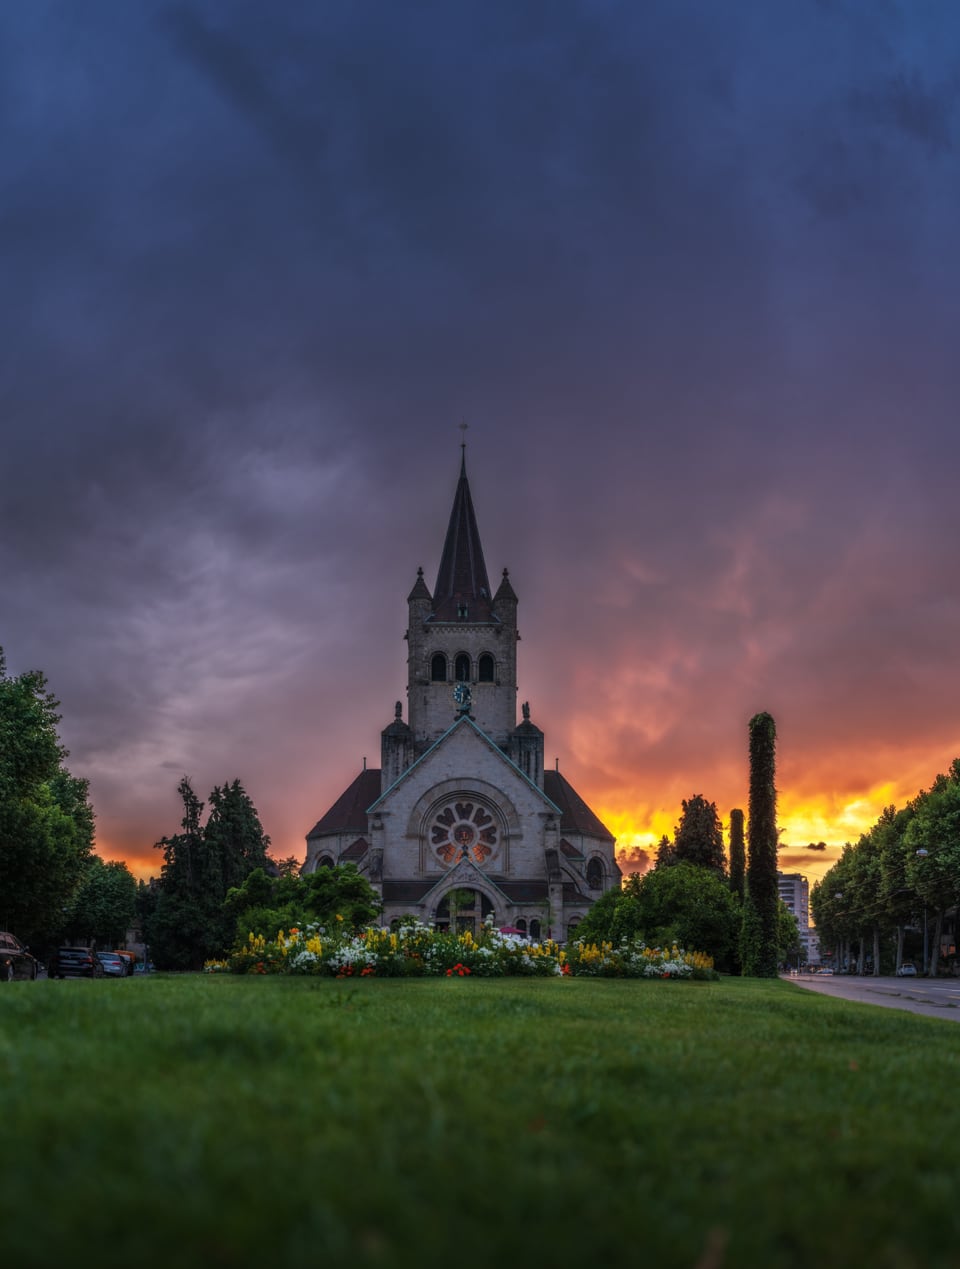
[[728, 808, 746, 902], [741, 712, 779, 977], [673, 794, 726, 875]]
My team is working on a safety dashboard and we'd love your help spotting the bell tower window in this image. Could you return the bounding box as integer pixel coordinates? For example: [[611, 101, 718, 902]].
[[454, 653, 470, 682], [431, 653, 447, 682], [478, 654, 495, 682]]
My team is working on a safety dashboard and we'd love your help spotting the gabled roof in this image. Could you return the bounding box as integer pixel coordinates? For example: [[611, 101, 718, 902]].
[[543, 770, 614, 842], [431, 451, 495, 622], [339, 837, 369, 861], [369, 713, 562, 814], [418, 854, 514, 904], [306, 769, 381, 839]]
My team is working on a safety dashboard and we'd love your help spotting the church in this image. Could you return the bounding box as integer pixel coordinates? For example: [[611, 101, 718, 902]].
[[303, 449, 621, 940]]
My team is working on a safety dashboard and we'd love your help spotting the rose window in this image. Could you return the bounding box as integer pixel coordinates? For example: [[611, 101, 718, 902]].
[[430, 800, 498, 866]]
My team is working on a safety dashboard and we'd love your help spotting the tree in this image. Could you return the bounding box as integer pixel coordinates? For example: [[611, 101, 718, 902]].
[[570, 866, 739, 969], [741, 711, 779, 977], [67, 857, 137, 947], [571, 872, 646, 945], [0, 651, 95, 948], [877, 804, 918, 972], [204, 780, 272, 895], [673, 794, 726, 875], [569, 886, 625, 944], [777, 899, 803, 966], [905, 763, 960, 976], [148, 776, 274, 968], [728, 808, 745, 903], [223, 864, 381, 944], [635, 862, 741, 971], [654, 834, 676, 869]]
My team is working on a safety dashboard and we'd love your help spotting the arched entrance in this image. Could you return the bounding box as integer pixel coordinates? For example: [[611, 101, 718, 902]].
[[435, 888, 494, 935]]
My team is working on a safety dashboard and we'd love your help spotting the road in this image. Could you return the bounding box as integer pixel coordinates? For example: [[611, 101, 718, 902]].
[[784, 972, 960, 1022]]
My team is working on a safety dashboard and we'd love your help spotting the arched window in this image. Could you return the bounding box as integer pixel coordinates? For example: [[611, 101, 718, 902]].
[[516, 918, 527, 935], [318, 855, 335, 870], [529, 918, 542, 941], [454, 653, 470, 682], [478, 653, 495, 682], [431, 653, 447, 682], [586, 858, 604, 890]]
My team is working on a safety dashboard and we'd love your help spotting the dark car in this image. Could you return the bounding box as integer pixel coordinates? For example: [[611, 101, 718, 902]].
[[96, 952, 128, 977], [0, 931, 38, 982], [48, 947, 104, 979]]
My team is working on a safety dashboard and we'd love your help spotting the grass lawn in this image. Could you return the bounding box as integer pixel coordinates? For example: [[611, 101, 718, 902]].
[[2, 974, 958, 1269]]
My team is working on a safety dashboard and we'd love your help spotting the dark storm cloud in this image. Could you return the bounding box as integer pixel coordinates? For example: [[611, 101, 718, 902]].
[[854, 68, 957, 154], [3, 0, 960, 872]]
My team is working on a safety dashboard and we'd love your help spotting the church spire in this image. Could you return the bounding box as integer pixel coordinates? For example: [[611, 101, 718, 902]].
[[432, 445, 493, 621]]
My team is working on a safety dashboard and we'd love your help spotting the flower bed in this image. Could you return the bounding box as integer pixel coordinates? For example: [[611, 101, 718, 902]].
[[207, 918, 717, 979]]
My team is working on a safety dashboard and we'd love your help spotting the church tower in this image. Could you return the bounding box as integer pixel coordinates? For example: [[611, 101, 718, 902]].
[[306, 440, 619, 937], [404, 450, 519, 755]]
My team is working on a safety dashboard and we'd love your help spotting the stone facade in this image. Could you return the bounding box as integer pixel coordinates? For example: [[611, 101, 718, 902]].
[[303, 452, 620, 940]]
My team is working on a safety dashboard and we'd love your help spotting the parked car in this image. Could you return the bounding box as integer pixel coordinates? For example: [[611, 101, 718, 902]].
[[96, 951, 128, 977], [0, 931, 38, 982], [48, 946, 104, 979], [112, 951, 136, 976], [896, 962, 918, 977]]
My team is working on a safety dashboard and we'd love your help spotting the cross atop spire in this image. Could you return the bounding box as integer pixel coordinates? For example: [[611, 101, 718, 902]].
[[459, 420, 468, 475]]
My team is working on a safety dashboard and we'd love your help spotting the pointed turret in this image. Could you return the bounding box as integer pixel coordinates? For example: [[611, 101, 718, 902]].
[[381, 700, 414, 789], [431, 450, 494, 622], [407, 566, 432, 604]]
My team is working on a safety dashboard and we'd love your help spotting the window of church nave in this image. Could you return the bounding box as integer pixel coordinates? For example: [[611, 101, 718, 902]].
[[478, 653, 495, 682], [317, 855, 334, 869], [454, 653, 470, 682], [529, 919, 541, 941], [586, 858, 604, 890], [516, 918, 527, 935], [430, 653, 447, 682]]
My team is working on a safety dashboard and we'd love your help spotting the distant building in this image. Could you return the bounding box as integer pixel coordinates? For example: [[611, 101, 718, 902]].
[[303, 449, 621, 938], [777, 871, 819, 964]]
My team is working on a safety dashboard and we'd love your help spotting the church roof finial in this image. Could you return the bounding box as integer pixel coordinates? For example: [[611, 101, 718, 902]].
[[459, 420, 468, 477]]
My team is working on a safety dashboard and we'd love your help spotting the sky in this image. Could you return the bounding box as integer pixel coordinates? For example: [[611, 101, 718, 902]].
[[3, 1, 960, 889]]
